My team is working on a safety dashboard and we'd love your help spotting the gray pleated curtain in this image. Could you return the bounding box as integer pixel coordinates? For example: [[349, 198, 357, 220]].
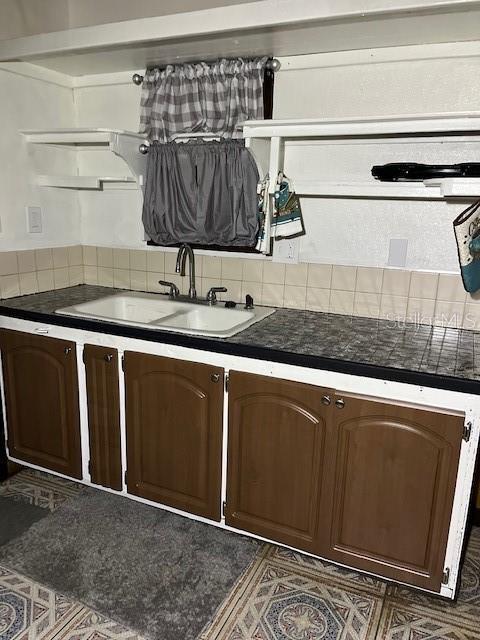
[[142, 140, 260, 246], [140, 57, 266, 247], [140, 57, 268, 142]]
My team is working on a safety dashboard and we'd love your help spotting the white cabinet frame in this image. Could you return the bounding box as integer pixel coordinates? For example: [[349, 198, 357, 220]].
[[0, 314, 478, 600]]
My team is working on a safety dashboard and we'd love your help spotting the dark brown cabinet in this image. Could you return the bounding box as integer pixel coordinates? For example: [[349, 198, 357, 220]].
[[225, 372, 464, 592], [84, 344, 122, 491], [322, 393, 464, 592], [225, 371, 333, 553], [124, 351, 224, 521], [0, 325, 467, 593], [0, 329, 82, 479]]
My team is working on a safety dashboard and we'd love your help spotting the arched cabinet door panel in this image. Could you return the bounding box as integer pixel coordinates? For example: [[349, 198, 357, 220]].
[[322, 393, 464, 592], [225, 371, 334, 553], [124, 351, 223, 521], [0, 329, 82, 479], [84, 344, 122, 491]]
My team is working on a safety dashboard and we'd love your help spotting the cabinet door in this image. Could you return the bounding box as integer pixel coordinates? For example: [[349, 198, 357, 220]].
[[84, 344, 122, 491], [322, 393, 464, 591], [0, 329, 82, 479], [124, 352, 223, 521], [226, 371, 333, 553]]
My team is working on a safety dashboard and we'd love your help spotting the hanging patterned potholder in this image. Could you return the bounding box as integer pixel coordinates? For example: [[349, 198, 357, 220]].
[[453, 200, 480, 293], [272, 174, 305, 240]]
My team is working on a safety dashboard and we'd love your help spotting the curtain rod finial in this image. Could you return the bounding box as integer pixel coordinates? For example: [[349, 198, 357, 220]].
[[132, 73, 144, 85], [267, 58, 281, 72]]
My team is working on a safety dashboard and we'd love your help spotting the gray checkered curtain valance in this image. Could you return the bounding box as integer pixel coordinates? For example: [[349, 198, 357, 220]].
[[139, 57, 268, 142]]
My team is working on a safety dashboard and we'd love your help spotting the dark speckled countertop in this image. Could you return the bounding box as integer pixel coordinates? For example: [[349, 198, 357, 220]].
[[0, 285, 479, 394]]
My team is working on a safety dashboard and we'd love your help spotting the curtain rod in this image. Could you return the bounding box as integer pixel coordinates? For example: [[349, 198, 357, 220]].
[[132, 58, 280, 85]]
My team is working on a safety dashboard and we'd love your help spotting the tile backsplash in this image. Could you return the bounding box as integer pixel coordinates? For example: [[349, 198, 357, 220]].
[[0, 247, 83, 298], [1, 245, 480, 331]]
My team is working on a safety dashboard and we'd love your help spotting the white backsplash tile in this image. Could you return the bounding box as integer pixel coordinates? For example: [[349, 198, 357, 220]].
[[19, 272, 38, 295], [382, 269, 411, 297], [17, 250, 36, 274], [146, 250, 164, 273], [285, 264, 308, 287], [35, 248, 54, 271], [329, 289, 354, 315], [331, 266, 357, 292], [437, 273, 467, 303], [263, 262, 285, 285], [3, 246, 480, 332], [284, 285, 307, 309], [306, 287, 330, 312], [0, 252, 18, 276], [355, 267, 383, 294], [409, 272, 438, 300], [307, 264, 332, 289], [52, 247, 69, 269], [242, 260, 263, 283], [129, 249, 147, 271], [113, 248, 130, 270]]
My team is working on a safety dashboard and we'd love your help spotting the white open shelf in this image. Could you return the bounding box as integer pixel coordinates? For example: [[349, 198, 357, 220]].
[[424, 178, 480, 197], [292, 180, 480, 199], [37, 175, 137, 190], [243, 115, 480, 201], [21, 120, 480, 198], [0, 0, 479, 76], [21, 128, 144, 147], [242, 113, 480, 139], [21, 128, 147, 191]]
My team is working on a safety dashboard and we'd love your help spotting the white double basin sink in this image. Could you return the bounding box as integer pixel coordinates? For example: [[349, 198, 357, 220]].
[[56, 291, 274, 338]]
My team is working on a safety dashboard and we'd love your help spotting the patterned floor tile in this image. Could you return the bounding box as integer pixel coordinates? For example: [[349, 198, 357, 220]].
[[0, 565, 144, 640], [202, 547, 384, 640], [375, 599, 480, 640], [0, 564, 82, 639], [0, 470, 83, 512], [266, 546, 387, 597], [53, 608, 145, 640], [385, 526, 480, 631]]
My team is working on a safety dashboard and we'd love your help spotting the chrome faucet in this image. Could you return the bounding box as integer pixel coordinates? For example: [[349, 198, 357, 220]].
[[175, 244, 196, 299]]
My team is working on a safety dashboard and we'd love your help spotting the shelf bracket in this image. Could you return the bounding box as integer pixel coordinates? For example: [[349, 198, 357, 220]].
[[110, 132, 148, 193]]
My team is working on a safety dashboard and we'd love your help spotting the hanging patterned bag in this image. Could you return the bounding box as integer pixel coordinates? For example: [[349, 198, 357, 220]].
[[453, 200, 480, 293]]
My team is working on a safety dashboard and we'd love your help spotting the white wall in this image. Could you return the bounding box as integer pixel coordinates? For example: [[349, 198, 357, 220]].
[[73, 82, 145, 248], [0, 1, 69, 40], [68, 0, 259, 29], [273, 57, 480, 119], [276, 53, 480, 271], [0, 66, 80, 250], [0, 1, 256, 40], [72, 47, 480, 271]]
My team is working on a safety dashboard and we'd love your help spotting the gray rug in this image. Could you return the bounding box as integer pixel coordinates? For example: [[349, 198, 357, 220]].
[[0, 496, 47, 546], [0, 488, 261, 640]]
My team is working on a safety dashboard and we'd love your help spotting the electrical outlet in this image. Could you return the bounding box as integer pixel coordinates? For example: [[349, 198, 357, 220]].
[[272, 237, 299, 264], [387, 238, 408, 267], [26, 206, 42, 233]]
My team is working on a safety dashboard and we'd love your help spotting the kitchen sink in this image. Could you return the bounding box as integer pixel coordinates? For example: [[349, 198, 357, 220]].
[[56, 291, 274, 338]]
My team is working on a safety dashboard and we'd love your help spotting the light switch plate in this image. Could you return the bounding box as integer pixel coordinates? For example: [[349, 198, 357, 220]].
[[26, 206, 42, 233]]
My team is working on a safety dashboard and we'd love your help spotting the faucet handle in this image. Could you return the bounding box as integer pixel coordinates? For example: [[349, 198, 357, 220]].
[[159, 280, 180, 298], [206, 286, 227, 304]]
